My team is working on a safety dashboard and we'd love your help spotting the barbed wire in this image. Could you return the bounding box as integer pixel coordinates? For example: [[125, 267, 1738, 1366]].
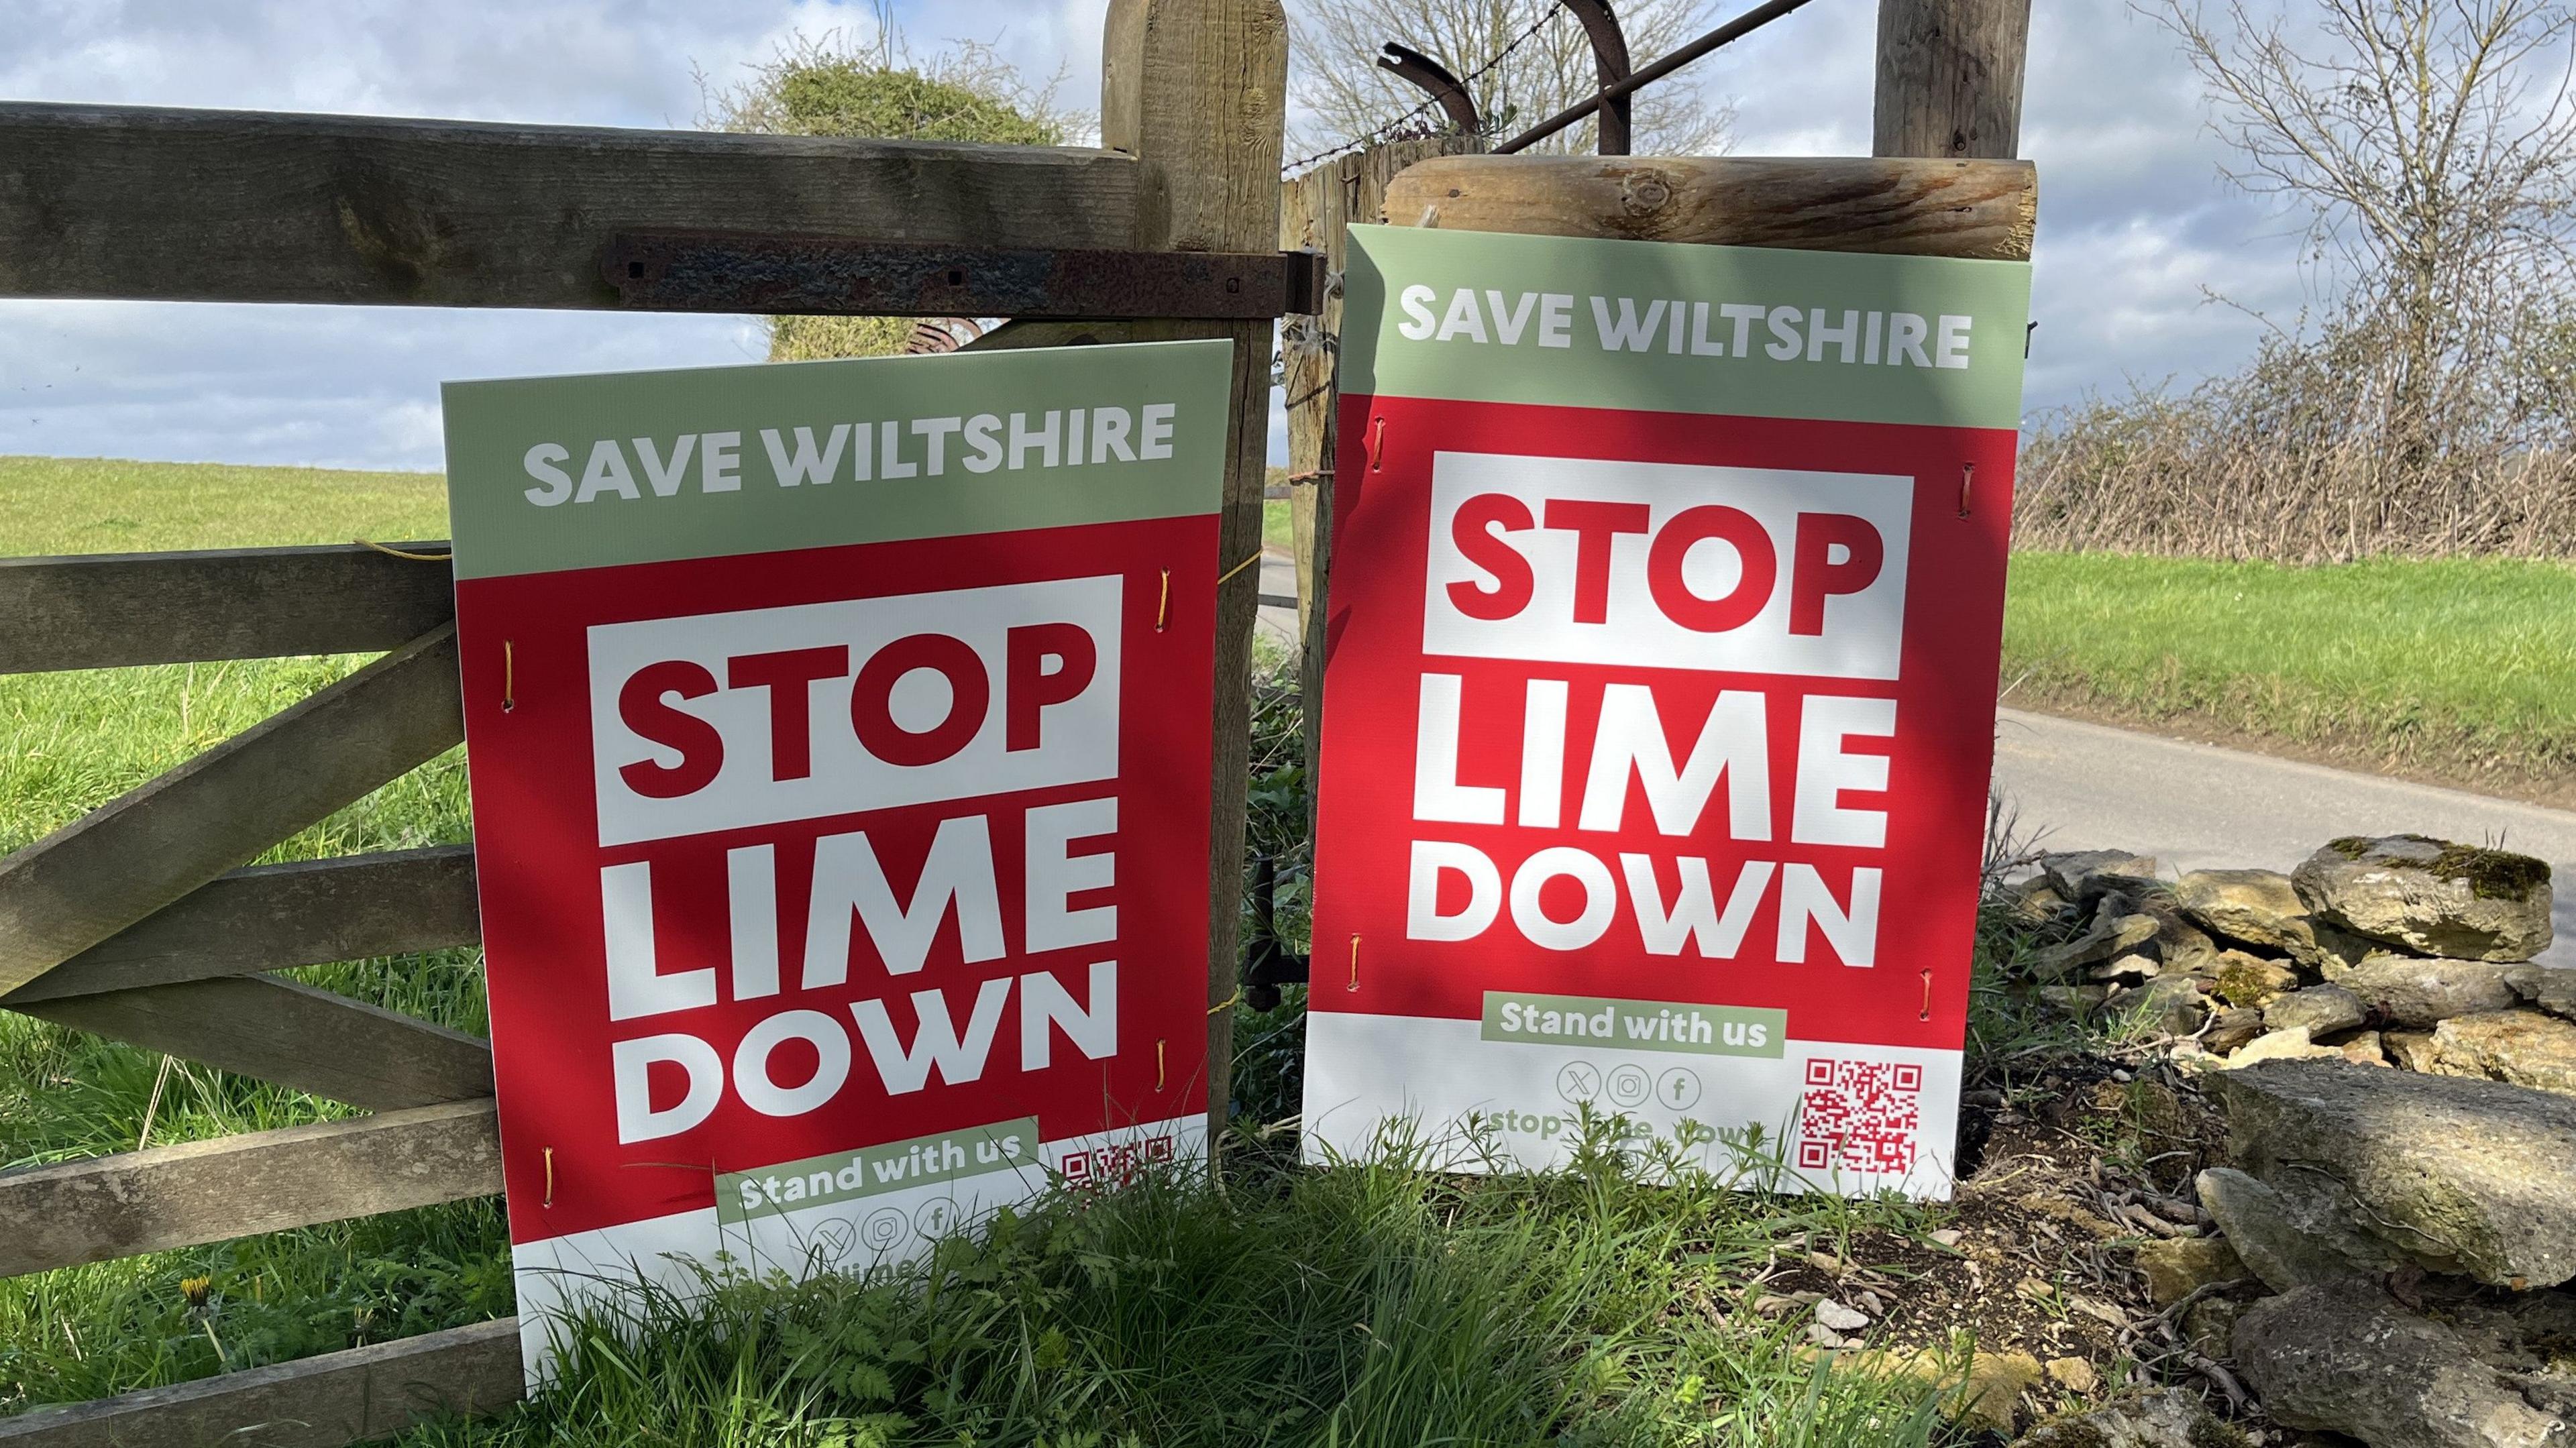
[[1279, 1, 1570, 176]]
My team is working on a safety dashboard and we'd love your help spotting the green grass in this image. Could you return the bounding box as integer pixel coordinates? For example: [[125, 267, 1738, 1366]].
[[400, 1133, 1955, 1448], [1, 455, 447, 555], [2002, 551, 2576, 789]]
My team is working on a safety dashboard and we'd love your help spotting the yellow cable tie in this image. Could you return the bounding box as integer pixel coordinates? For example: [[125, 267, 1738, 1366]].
[[1156, 1040, 1167, 1091], [1207, 987, 1242, 1016], [1156, 568, 1171, 631], [354, 538, 453, 562], [1216, 551, 1264, 588], [502, 639, 517, 714], [1347, 934, 1361, 992], [542, 1146, 555, 1208]]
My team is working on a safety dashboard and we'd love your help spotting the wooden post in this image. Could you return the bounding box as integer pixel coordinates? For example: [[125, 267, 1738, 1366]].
[[1277, 139, 1480, 793], [1101, 0, 1289, 1139], [1872, 0, 2032, 160]]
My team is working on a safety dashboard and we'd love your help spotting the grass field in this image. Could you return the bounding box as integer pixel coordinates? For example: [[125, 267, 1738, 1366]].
[[2002, 552, 2576, 798]]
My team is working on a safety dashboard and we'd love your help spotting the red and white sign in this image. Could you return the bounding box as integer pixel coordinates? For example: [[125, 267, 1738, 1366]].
[[1303, 401, 2017, 1197], [443, 343, 1230, 1376]]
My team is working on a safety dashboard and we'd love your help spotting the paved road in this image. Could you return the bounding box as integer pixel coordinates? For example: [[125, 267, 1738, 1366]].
[[1994, 707, 2575, 967], [1253, 580, 2572, 964]]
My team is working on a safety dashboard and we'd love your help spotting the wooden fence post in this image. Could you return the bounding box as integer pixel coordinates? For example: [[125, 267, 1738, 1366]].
[[1278, 139, 1479, 792], [1872, 0, 2032, 160], [1100, 0, 1289, 1138]]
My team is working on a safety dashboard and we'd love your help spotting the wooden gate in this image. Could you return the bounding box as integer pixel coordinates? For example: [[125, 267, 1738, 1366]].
[[0, 3, 1286, 1441]]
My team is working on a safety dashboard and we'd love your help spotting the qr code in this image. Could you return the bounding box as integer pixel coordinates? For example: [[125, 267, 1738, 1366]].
[[1794, 1058, 1922, 1176], [1059, 1133, 1177, 1189]]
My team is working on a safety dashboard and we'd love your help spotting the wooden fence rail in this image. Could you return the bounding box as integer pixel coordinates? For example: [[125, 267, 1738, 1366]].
[[0, 544, 458, 674]]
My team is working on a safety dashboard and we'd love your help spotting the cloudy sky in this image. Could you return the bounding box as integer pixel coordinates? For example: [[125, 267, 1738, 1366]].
[[0, 0, 2311, 474]]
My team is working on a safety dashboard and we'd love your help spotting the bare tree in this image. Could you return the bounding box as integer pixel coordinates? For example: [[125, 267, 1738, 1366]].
[[1288, 0, 1734, 160], [2148, 0, 2576, 452]]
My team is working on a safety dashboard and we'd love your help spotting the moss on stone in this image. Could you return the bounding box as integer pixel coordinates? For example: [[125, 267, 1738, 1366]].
[[2326, 836, 2374, 860], [2189, 1418, 2251, 1448], [2425, 842, 2553, 900]]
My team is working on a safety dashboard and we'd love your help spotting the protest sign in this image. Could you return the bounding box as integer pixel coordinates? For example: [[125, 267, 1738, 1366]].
[[441, 340, 1230, 1377], [1303, 226, 2031, 1197]]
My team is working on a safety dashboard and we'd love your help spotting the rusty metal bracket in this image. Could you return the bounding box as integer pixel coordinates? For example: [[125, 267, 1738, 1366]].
[[1559, 0, 1635, 155], [1377, 44, 1483, 134], [600, 234, 1328, 319]]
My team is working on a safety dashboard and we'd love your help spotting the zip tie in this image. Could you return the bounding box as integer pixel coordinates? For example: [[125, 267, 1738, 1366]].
[[1216, 551, 1265, 588], [502, 640, 516, 714], [1919, 969, 1934, 1022], [1285, 467, 1335, 486], [1207, 987, 1241, 1016], [1347, 934, 1361, 991], [1156, 1039, 1167, 1091], [542, 1146, 555, 1207], [1367, 416, 1387, 473], [354, 538, 453, 562], [1957, 461, 1975, 518]]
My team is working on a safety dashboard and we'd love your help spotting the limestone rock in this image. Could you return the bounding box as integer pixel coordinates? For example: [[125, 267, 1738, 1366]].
[[2220, 1026, 2339, 1069], [2043, 1355, 2097, 1394], [2266, 984, 2366, 1037], [2176, 867, 2317, 955], [2184, 1296, 2243, 1359], [2212, 1060, 2576, 1286], [2043, 850, 2161, 901], [2423, 1011, 2576, 1096], [2204, 1007, 2265, 1054], [2341, 955, 2522, 1027], [2208, 950, 2299, 1009], [2294, 834, 2554, 962], [2233, 1280, 2569, 1447], [2338, 1029, 2390, 1066], [2089, 952, 2160, 984], [2196, 1165, 2400, 1290], [2313, 918, 2396, 980], [2033, 903, 2164, 981], [2134, 1233, 2247, 1305], [1951, 1349, 2043, 1435], [2110, 975, 2208, 1036], [2387, 1029, 2445, 1071], [2507, 964, 2576, 1022], [2012, 1390, 2238, 1448], [2008, 876, 2073, 924]]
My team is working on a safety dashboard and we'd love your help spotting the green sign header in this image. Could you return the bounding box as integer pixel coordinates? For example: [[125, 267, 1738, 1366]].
[[1340, 225, 2031, 429], [441, 339, 1232, 580], [1481, 992, 1788, 1059], [717, 1117, 1042, 1225]]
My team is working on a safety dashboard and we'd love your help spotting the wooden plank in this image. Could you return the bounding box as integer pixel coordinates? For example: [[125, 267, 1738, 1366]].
[[3, 847, 480, 1006], [0, 1100, 502, 1278], [1101, 0, 1289, 1134], [0, 1316, 522, 1447], [15, 976, 491, 1111], [0, 544, 455, 674], [1383, 155, 2038, 262], [0, 626, 464, 999], [0, 101, 1141, 308], [1874, 0, 2032, 160]]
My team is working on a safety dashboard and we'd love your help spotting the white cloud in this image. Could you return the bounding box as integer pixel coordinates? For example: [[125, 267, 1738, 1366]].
[[1, 0, 2328, 471]]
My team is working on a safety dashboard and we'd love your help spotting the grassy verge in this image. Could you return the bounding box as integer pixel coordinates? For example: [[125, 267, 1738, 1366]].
[[2002, 551, 2576, 799]]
